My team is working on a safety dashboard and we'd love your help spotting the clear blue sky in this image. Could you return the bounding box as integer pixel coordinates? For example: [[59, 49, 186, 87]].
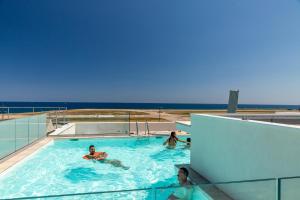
[[0, 0, 300, 104]]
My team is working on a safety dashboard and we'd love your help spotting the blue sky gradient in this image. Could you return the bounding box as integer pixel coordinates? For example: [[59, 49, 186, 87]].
[[0, 0, 300, 104]]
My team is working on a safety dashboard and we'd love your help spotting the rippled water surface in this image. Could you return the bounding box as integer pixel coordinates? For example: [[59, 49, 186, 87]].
[[0, 136, 192, 199]]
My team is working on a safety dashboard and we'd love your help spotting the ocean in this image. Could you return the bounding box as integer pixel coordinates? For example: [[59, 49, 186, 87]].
[[0, 102, 299, 113]]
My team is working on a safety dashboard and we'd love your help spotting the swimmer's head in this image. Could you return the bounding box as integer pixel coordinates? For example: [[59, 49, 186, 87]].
[[178, 167, 189, 184], [171, 131, 176, 138], [89, 145, 95, 154]]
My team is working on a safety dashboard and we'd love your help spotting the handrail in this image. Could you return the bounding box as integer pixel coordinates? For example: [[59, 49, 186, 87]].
[[0, 107, 67, 109], [146, 121, 150, 135], [4, 175, 300, 200]]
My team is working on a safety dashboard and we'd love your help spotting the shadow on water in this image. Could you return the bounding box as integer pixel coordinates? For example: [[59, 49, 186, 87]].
[[134, 138, 151, 146], [152, 177, 179, 200], [150, 148, 188, 161], [64, 167, 119, 183]]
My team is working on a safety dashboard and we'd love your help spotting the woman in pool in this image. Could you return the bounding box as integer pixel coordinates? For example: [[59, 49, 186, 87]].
[[163, 131, 188, 149], [83, 145, 129, 170]]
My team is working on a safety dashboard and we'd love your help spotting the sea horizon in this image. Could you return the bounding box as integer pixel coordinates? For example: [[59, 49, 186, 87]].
[[0, 101, 299, 111]]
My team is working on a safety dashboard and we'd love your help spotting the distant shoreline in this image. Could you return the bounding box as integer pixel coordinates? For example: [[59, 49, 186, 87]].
[[1, 102, 299, 111]]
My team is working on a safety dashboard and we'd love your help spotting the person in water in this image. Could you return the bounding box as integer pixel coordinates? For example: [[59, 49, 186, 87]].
[[163, 131, 188, 148], [168, 167, 193, 200], [83, 145, 129, 170], [183, 138, 191, 149]]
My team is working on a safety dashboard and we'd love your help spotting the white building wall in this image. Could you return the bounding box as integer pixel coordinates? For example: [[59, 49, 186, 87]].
[[190, 114, 300, 200]]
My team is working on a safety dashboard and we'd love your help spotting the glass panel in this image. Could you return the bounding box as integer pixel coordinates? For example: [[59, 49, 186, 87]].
[[0, 112, 54, 160], [0, 120, 15, 159], [155, 179, 276, 200], [8, 189, 153, 200], [15, 117, 29, 149], [28, 116, 39, 143], [0, 107, 9, 120], [38, 114, 47, 138], [9, 107, 35, 119], [200, 180, 276, 200], [281, 177, 300, 200], [156, 185, 212, 200], [2, 180, 278, 200]]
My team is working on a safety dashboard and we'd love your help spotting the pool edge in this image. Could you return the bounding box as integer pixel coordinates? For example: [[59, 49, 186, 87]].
[[0, 138, 53, 175]]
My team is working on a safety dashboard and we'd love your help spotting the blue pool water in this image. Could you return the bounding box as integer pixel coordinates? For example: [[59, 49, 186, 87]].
[[0, 136, 209, 199]]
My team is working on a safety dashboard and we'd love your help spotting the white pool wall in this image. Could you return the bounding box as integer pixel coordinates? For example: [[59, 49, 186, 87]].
[[52, 122, 176, 135]]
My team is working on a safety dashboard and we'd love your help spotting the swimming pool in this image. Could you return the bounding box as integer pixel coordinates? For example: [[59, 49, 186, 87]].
[[0, 136, 209, 199]]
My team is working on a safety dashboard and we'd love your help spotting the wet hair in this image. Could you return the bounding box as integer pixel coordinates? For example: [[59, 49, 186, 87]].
[[169, 131, 177, 143], [89, 145, 95, 150], [171, 131, 176, 137], [187, 138, 191, 143], [180, 167, 189, 177]]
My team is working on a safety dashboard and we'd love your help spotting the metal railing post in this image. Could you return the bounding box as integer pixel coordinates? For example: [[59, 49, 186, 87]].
[[158, 108, 161, 122], [136, 121, 139, 136], [27, 117, 30, 144], [55, 111, 58, 129], [152, 187, 156, 200], [64, 107, 67, 124], [147, 121, 150, 135], [14, 119, 17, 152], [277, 178, 281, 200], [7, 107, 10, 119], [128, 112, 131, 135]]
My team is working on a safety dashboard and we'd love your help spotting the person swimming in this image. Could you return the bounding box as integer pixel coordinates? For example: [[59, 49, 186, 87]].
[[83, 145, 129, 170], [163, 131, 188, 148], [168, 167, 193, 200], [185, 138, 191, 148], [181, 138, 191, 150]]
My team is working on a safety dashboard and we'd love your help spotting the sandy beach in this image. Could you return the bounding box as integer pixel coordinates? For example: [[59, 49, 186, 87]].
[[3, 108, 298, 122]]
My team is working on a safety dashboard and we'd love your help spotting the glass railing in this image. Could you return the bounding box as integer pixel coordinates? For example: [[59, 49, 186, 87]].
[[198, 178, 277, 200], [0, 114, 47, 160], [6, 176, 300, 200], [0, 107, 67, 120], [279, 176, 300, 200], [5, 176, 300, 200], [0, 107, 66, 160]]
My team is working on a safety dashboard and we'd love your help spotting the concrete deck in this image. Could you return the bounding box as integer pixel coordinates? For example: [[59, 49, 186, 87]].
[[176, 121, 191, 126]]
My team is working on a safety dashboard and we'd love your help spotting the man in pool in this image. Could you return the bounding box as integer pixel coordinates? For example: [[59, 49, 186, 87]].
[[168, 167, 193, 200], [83, 145, 129, 170]]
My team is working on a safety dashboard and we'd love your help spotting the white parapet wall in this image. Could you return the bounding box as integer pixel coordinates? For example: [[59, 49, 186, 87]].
[[50, 122, 176, 135], [75, 122, 130, 135], [131, 122, 175, 134], [190, 114, 300, 200]]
